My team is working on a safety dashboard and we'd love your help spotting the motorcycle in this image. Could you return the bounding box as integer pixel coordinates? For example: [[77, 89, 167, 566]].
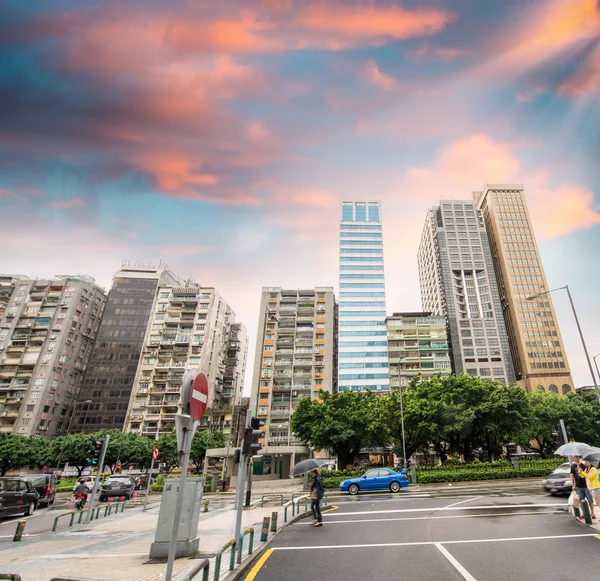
[[74, 493, 86, 510]]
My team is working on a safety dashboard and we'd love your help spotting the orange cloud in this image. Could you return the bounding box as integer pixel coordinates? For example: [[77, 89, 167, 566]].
[[48, 197, 84, 209], [364, 59, 396, 90], [557, 45, 600, 97]]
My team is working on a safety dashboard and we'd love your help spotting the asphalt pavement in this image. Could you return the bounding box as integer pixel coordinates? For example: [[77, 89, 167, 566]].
[[243, 490, 600, 581]]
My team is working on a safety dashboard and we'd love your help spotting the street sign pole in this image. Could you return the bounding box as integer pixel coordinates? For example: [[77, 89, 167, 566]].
[[85, 434, 109, 524], [234, 410, 252, 541], [143, 457, 155, 512]]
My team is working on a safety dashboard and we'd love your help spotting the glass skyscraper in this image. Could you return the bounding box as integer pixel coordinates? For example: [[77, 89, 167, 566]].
[[338, 201, 389, 392]]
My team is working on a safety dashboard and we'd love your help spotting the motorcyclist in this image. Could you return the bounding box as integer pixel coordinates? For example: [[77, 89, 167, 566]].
[[73, 478, 89, 507]]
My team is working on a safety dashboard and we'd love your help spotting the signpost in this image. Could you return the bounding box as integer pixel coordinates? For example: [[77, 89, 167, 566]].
[[143, 447, 160, 512], [164, 371, 207, 581]]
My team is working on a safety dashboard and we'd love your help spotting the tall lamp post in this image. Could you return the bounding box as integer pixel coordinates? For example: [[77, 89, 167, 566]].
[[593, 355, 600, 391], [526, 285, 600, 404]]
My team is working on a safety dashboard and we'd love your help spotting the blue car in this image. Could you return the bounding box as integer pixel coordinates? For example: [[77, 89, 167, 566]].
[[339, 468, 409, 495]]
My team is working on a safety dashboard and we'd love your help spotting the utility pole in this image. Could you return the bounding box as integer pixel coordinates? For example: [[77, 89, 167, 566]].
[[85, 435, 109, 524]]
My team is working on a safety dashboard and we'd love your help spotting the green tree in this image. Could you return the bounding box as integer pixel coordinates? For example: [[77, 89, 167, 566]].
[[291, 390, 388, 468], [119, 433, 155, 470], [157, 431, 179, 474], [190, 430, 226, 473], [52, 433, 95, 476], [0, 434, 42, 475]]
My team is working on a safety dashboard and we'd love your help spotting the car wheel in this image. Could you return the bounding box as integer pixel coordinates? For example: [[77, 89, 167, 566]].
[[348, 483, 359, 495], [49, 496, 55, 506], [390, 481, 401, 493], [24, 502, 35, 516]]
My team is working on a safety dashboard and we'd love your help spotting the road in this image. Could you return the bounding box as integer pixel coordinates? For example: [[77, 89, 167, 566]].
[[244, 488, 599, 581]]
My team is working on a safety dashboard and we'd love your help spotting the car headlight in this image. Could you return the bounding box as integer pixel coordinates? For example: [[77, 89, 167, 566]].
[[340, 480, 347, 486], [564, 480, 572, 486]]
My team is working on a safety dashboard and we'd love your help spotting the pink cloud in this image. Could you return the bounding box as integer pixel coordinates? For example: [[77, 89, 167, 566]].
[[557, 45, 600, 97], [48, 197, 84, 209], [364, 59, 396, 90], [409, 44, 466, 62]]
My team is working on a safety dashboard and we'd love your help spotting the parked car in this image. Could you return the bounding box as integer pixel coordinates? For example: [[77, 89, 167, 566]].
[[99, 475, 136, 501], [0, 477, 39, 518], [23, 474, 56, 507], [543, 462, 572, 496], [339, 468, 410, 495], [72, 476, 95, 494]]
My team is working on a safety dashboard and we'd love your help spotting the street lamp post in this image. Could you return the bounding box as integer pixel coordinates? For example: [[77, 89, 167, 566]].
[[593, 355, 600, 389], [526, 285, 600, 404]]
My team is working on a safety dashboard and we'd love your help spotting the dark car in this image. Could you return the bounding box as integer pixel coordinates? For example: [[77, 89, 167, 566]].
[[23, 474, 56, 507], [99, 476, 136, 501], [0, 477, 39, 518], [543, 462, 572, 496]]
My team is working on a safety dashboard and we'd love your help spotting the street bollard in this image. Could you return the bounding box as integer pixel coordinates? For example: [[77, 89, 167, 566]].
[[13, 520, 26, 542], [261, 517, 270, 542], [271, 511, 278, 532], [248, 528, 254, 554], [203, 499, 209, 513], [581, 499, 593, 525]]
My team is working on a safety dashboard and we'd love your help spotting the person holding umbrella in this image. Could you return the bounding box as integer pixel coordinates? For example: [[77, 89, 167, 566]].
[[579, 456, 600, 518], [310, 469, 325, 527], [571, 455, 596, 520]]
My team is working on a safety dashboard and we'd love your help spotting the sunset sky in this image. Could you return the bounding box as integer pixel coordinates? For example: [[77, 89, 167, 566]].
[[1, 0, 599, 389]]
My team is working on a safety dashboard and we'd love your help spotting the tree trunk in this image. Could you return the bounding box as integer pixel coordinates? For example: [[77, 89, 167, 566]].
[[76, 465, 84, 477]]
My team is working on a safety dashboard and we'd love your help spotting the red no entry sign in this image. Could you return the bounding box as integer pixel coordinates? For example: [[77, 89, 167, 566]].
[[190, 373, 209, 421], [152, 447, 159, 461]]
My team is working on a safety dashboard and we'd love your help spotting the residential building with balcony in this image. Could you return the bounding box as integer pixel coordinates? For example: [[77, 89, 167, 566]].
[[386, 312, 452, 388], [418, 201, 516, 385], [124, 284, 245, 440], [0, 275, 106, 437], [73, 264, 179, 432], [474, 185, 574, 394], [249, 287, 337, 478]]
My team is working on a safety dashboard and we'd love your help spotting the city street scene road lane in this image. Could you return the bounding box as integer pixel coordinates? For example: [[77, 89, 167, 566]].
[[245, 493, 600, 581]]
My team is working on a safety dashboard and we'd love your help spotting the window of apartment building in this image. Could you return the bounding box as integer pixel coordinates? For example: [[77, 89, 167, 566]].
[[463, 339, 473, 346], [466, 368, 477, 376], [475, 339, 486, 346], [480, 368, 491, 376], [464, 349, 475, 356], [461, 330, 471, 337]]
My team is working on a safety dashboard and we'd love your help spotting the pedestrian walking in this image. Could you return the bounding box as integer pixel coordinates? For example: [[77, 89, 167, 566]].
[[310, 469, 324, 527], [578, 456, 600, 519], [571, 455, 595, 519]]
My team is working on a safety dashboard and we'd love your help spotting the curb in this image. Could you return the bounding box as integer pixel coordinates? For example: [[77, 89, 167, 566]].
[[224, 510, 313, 581]]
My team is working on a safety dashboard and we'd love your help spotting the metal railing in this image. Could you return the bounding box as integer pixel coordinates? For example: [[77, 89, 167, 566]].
[[260, 494, 284, 507], [181, 558, 210, 581], [52, 501, 127, 532]]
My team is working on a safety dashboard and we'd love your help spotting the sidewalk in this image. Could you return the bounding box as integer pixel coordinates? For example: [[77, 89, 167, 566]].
[[0, 495, 305, 581]]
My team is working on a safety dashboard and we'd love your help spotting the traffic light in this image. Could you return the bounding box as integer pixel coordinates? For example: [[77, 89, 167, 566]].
[[234, 449, 241, 464], [552, 424, 566, 448], [86, 440, 103, 465], [242, 417, 265, 456]]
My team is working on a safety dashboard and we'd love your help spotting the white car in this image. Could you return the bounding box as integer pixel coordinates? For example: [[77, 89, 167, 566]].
[[72, 476, 94, 493]]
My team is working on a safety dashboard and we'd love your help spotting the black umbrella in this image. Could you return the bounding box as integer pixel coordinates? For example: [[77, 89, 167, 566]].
[[290, 458, 329, 477]]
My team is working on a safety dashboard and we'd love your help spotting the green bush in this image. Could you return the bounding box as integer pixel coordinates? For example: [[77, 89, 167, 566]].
[[56, 478, 77, 492]]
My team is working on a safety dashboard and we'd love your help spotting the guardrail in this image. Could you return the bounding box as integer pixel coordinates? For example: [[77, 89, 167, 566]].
[[52, 501, 127, 532], [236, 527, 255, 565], [181, 558, 210, 581], [260, 494, 284, 507], [213, 538, 237, 580]]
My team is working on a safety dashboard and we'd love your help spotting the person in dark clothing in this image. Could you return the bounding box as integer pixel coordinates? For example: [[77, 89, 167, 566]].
[[571, 455, 596, 519], [310, 469, 325, 527], [73, 478, 89, 507]]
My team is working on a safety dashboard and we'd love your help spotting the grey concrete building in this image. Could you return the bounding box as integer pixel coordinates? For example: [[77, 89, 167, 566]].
[[0, 275, 106, 437], [249, 287, 337, 478], [418, 201, 515, 384]]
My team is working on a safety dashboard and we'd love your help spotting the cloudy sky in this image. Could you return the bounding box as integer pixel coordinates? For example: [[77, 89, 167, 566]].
[[1, 0, 599, 389]]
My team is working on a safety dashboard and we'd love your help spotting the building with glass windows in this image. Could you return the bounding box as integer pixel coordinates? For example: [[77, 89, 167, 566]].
[[418, 201, 515, 384], [474, 185, 573, 394], [338, 201, 389, 392]]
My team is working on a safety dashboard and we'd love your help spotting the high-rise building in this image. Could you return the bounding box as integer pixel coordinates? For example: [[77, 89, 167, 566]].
[[250, 287, 337, 476], [124, 284, 244, 439], [0, 275, 106, 437], [474, 185, 574, 394], [338, 201, 389, 392], [386, 312, 452, 388], [0, 275, 26, 320], [418, 201, 516, 384], [73, 264, 179, 432]]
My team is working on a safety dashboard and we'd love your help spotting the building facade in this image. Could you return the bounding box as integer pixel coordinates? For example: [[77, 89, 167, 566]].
[[474, 185, 574, 393], [386, 312, 452, 388], [338, 201, 389, 392], [418, 201, 516, 385], [249, 287, 337, 476], [124, 284, 244, 439], [73, 265, 179, 432], [0, 275, 106, 437]]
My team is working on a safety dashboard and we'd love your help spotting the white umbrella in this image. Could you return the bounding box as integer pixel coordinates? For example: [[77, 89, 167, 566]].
[[555, 442, 596, 457]]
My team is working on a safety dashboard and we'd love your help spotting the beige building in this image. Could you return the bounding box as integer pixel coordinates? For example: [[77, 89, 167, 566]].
[[386, 312, 452, 388], [249, 287, 337, 478], [474, 185, 574, 394], [0, 275, 106, 437], [125, 284, 247, 439]]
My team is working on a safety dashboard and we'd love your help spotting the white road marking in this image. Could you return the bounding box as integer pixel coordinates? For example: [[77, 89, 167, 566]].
[[295, 510, 559, 525], [440, 497, 482, 510], [328, 503, 563, 517], [435, 543, 478, 581], [0, 513, 41, 527], [192, 390, 207, 404], [271, 533, 597, 551]]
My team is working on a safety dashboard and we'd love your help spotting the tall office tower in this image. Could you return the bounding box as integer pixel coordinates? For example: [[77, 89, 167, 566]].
[[338, 201, 389, 392], [474, 185, 574, 394], [124, 285, 245, 439], [250, 287, 336, 476], [0, 275, 106, 437], [386, 312, 452, 388], [418, 201, 516, 384], [73, 264, 179, 432]]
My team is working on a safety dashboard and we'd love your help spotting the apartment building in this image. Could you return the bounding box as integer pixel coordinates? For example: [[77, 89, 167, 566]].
[[418, 201, 516, 385], [124, 284, 245, 439], [250, 287, 337, 477], [0, 276, 26, 320], [474, 185, 574, 393], [386, 312, 452, 388], [338, 201, 389, 392], [0, 275, 106, 437], [73, 264, 179, 432]]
